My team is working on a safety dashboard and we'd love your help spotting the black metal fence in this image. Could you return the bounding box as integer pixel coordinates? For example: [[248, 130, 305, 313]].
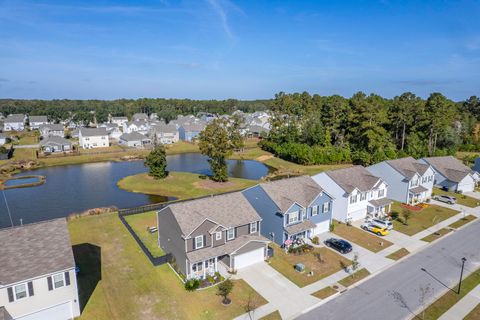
[[118, 202, 172, 216]]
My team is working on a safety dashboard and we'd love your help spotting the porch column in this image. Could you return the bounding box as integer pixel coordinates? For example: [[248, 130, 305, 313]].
[[215, 257, 218, 272], [202, 261, 206, 278]]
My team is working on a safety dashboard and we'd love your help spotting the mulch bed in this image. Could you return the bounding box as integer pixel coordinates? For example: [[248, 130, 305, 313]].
[[400, 203, 424, 212]]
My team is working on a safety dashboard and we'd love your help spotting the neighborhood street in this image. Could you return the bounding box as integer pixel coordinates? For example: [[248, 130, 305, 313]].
[[297, 219, 480, 320]]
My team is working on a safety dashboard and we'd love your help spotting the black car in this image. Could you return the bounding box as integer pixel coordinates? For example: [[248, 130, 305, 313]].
[[324, 238, 352, 254]]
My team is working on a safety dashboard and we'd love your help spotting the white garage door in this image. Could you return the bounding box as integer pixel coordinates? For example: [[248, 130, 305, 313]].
[[458, 182, 475, 193], [314, 219, 330, 235], [348, 209, 366, 222], [234, 247, 264, 269], [16, 302, 73, 320]]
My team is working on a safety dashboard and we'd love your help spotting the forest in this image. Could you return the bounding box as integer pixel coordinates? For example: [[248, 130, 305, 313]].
[[0, 98, 271, 124], [260, 92, 480, 166]]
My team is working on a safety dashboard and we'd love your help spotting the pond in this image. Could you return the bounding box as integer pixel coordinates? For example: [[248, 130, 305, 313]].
[[4, 177, 41, 187], [0, 153, 269, 228]]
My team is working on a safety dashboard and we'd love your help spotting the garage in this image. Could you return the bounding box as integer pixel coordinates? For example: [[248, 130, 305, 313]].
[[16, 301, 73, 320], [314, 219, 330, 235], [233, 247, 265, 269], [457, 176, 475, 193], [348, 209, 366, 222]]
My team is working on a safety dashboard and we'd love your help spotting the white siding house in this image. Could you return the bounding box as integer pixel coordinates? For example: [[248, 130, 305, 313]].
[[0, 219, 80, 320], [150, 123, 179, 144], [28, 116, 49, 129], [3, 114, 25, 131], [110, 116, 128, 126], [79, 128, 109, 149], [313, 166, 391, 222], [367, 157, 435, 204], [420, 156, 480, 193]]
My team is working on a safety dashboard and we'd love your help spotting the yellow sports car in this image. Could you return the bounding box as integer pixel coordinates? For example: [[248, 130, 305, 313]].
[[361, 223, 389, 236]]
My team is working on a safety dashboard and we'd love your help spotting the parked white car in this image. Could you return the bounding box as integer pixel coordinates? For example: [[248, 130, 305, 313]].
[[368, 218, 393, 230], [433, 195, 456, 205]]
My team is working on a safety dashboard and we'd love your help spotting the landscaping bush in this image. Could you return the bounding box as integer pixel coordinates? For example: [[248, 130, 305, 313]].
[[184, 279, 200, 291], [390, 211, 399, 220], [288, 244, 314, 255], [198, 174, 208, 180], [329, 222, 335, 232], [206, 275, 215, 284], [311, 236, 320, 245]]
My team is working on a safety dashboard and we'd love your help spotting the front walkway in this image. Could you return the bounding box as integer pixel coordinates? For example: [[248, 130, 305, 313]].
[[234, 262, 318, 320], [438, 284, 480, 320]]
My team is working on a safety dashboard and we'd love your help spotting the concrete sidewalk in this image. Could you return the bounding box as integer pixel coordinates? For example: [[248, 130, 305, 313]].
[[438, 284, 480, 320]]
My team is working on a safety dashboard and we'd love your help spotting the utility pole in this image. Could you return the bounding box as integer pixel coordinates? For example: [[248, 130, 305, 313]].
[[458, 257, 467, 294]]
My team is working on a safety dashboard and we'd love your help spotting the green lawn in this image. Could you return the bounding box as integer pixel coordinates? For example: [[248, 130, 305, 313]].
[[433, 188, 480, 208], [464, 303, 480, 320], [311, 286, 338, 300], [338, 268, 370, 287], [420, 228, 452, 242], [68, 212, 267, 320], [268, 245, 351, 288], [124, 211, 164, 257], [385, 248, 410, 261], [332, 221, 393, 253], [12, 148, 37, 160], [117, 171, 258, 200], [259, 310, 282, 320], [449, 215, 477, 229], [17, 134, 38, 145], [421, 268, 480, 320], [391, 203, 459, 236]]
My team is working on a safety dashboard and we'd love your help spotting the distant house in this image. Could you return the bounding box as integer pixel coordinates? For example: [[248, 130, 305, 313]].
[[313, 166, 391, 222], [132, 113, 149, 122], [178, 123, 206, 142], [246, 124, 270, 138], [79, 128, 109, 149], [110, 116, 128, 126], [157, 192, 270, 279], [4, 114, 25, 131], [70, 128, 80, 139], [243, 176, 334, 246], [123, 121, 150, 135], [28, 115, 49, 129], [0, 133, 7, 145], [420, 156, 480, 193], [0, 219, 80, 320], [367, 157, 435, 205], [99, 123, 122, 140], [150, 123, 179, 144], [119, 132, 151, 148], [40, 136, 72, 153], [39, 124, 65, 138]]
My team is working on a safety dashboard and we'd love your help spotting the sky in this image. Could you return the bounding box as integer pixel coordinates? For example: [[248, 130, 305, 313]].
[[0, 0, 479, 101]]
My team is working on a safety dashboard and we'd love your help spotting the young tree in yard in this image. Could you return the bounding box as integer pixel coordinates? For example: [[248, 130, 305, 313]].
[[217, 279, 234, 305], [402, 209, 411, 226], [145, 144, 168, 179], [351, 253, 360, 278], [244, 290, 261, 320], [199, 119, 239, 182]]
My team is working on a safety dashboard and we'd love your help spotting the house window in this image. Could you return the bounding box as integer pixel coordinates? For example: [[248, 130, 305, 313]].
[[288, 211, 299, 224], [360, 193, 367, 201], [53, 273, 65, 289], [322, 202, 330, 213], [14, 284, 27, 300], [428, 175, 433, 182], [311, 206, 318, 216], [378, 189, 385, 197], [227, 228, 235, 240], [215, 231, 222, 241], [195, 235, 204, 249], [250, 222, 257, 233], [301, 208, 307, 219], [349, 195, 357, 204]]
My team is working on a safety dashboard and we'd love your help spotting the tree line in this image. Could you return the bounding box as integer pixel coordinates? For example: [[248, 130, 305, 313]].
[[260, 92, 480, 166], [0, 98, 271, 124]]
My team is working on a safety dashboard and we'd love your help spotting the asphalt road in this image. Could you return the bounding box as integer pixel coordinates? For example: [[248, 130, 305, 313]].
[[297, 219, 480, 320]]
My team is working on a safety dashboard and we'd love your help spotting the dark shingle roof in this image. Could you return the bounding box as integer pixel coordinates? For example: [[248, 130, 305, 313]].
[[386, 157, 430, 179], [423, 156, 474, 183], [5, 114, 24, 123], [259, 176, 323, 212], [0, 219, 75, 285], [161, 192, 261, 237], [119, 132, 150, 142], [326, 166, 382, 193], [181, 123, 206, 132], [80, 127, 108, 137], [29, 115, 48, 123], [40, 136, 71, 147]]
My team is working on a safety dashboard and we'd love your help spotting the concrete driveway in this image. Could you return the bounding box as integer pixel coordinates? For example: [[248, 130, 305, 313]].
[[236, 262, 318, 319]]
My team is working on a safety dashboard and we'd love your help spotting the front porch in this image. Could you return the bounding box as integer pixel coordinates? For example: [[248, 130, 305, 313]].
[[283, 220, 317, 247], [408, 186, 429, 205], [367, 198, 393, 219], [189, 257, 219, 279]]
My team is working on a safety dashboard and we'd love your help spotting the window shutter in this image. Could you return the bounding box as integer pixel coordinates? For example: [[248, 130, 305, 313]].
[[7, 287, 14, 302], [203, 235, 206, 247], [28, 281, 34, 296], [65, 272, 71, 286], [47, 276, 53, 291]]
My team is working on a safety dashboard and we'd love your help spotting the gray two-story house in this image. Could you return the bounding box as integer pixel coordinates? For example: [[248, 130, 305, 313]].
[[157, 192, 270, 280], [367, 157, 435, 205], [242, 176, 334, 246]]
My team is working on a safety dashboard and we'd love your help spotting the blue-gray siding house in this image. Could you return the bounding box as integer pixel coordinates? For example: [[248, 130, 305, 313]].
[[242, 176, 333, 246], [178, 123, 206, 142]]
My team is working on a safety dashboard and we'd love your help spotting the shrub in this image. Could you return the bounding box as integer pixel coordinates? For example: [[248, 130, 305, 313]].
[[329, 223, 335, 232], [311, 236, 319, 245], [390, 211, 399, 220], [184, 278, 200, 291], [206, 274, 215, 284], [217, 279, 234, 304], [199, 174, 208, 180]]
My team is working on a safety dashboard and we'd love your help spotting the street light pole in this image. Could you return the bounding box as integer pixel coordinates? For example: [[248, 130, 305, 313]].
[[458, 257, 467, 294]]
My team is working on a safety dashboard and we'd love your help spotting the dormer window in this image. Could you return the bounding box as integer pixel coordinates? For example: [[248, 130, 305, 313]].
[[250, 222, 257, 233], [195, 235, 204, 249], [227, 228, 235, 240], [215, 231, 222, 240]]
